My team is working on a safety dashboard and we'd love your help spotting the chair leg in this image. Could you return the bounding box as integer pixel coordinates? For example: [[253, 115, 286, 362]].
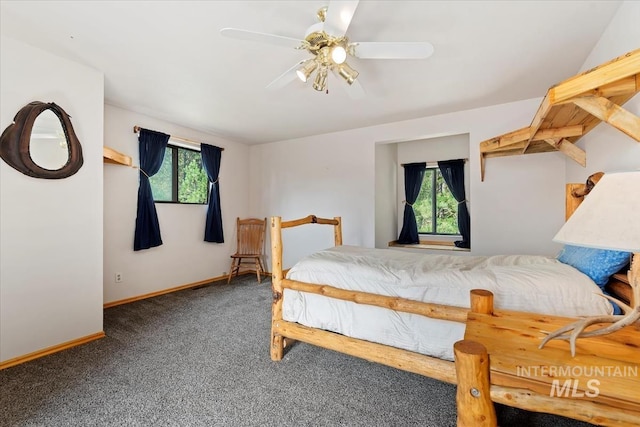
[[227, 258, 237, 284], [257, 257, 266, 283], [255, 258, 261, 284], [236, 258, 243, 279]]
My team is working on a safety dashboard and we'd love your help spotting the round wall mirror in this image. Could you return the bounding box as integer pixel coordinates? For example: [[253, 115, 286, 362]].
[[0, 101, 83, 179]]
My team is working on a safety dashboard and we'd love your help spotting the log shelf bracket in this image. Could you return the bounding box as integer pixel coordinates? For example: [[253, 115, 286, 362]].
[[480, 48, 640, 181], [103, 146, 132, 167]]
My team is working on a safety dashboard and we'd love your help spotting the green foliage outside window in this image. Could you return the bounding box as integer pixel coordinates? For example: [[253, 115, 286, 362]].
[[177, 149, 208, 203], [149, 144, 209, 204], [413, 168, 459, 234]]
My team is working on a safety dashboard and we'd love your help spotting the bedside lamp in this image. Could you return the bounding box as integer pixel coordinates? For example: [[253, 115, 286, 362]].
[[541, 170, 640, 356]]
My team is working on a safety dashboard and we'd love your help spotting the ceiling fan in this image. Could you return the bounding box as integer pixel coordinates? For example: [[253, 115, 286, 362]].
[[220, 0, 434, 99]]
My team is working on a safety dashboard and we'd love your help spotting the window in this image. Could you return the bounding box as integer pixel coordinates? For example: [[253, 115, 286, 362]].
[[413, 168, 459, 235], [149, 144, 209, 204]]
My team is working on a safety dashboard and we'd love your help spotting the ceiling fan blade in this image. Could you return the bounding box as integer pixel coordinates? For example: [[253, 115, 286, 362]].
[[266, 60, 306, 91], [330, 68, 366, 99], [345, 79, 366, 100], [351, 42, 435, 59], [220, 28, 303, 49], [323, 0, 360, 36]]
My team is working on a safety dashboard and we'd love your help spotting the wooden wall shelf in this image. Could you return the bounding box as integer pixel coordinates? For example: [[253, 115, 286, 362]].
[[103, 146, 132, 167], [480, 48, 640, 181]]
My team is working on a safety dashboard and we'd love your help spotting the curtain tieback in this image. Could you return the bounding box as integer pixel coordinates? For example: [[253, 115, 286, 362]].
[[212, 178, 219, 184], [458, 199, 467, 204], [403, 200, 413, 207], [134, 166, 150, 179]]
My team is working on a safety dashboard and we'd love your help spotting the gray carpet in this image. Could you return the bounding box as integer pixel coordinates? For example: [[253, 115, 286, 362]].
[[0, 275, 595, 426]]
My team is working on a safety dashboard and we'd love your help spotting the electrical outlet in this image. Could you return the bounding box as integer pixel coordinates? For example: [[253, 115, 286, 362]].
[[115, 272, 123, 283]]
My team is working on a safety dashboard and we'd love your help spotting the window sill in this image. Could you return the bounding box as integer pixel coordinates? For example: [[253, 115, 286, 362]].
[[388, 240, 470, 252]]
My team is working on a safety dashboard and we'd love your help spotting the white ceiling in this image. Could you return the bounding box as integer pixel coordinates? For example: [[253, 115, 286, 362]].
[[0, 1, 622, 145]]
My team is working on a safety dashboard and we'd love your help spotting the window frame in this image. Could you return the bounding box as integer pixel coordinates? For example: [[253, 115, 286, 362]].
[[151, 143, 210, 205]]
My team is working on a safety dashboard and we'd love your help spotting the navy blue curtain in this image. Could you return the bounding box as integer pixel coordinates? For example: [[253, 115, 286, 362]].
[[438, 159, 470, 249], [397, 162, 427, 244], [133, 129, 169, 251], [201, 143, 224, 243]]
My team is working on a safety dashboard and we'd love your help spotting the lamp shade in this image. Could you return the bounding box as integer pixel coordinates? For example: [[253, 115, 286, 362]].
[[554, 170, 640, 252]]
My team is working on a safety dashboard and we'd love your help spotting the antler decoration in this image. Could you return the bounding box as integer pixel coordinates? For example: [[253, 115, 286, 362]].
[[539, 254, 640, 357]]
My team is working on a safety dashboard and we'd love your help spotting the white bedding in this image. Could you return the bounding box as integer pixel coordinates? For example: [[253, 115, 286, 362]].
[[283, 246, 612, 361]]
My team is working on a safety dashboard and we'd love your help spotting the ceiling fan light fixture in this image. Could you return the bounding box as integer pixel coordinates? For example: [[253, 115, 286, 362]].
[[296, 59, 318, 82], [331, 45, 347, 64], [337, 62, 359, 85], [313, 67, 328, 91], [223, 1, 438, 98]]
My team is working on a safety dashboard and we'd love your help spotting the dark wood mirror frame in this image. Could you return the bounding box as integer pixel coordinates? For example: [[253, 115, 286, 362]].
[[0, 101, 83, 179]]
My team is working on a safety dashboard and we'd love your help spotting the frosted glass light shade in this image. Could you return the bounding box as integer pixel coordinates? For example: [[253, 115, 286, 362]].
[[331, 45, 347, 64], [296, 59, 318, 83]]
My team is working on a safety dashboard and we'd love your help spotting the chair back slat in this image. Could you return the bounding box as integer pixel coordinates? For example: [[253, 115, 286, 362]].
[[236, 218, 266, 255]]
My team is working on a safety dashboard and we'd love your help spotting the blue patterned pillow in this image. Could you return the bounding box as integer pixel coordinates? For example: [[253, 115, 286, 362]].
[[557, 245, 630, 288]]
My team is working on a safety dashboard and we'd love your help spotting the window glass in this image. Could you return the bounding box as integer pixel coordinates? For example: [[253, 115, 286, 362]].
[[177, 148, 208, 203], [151, 149, 173, 202], [413, 168, 459, 235], [149, 144, 209, 204]]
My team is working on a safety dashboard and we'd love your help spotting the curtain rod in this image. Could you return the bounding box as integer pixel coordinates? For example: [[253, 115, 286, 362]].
[[133, 126, 224, 151], [401, 158, 468, 167]]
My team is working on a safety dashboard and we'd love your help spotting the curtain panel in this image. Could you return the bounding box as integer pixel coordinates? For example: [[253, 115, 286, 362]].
[[133, 128, 169, 251], [397, 162, 427, 244], [438, 159, 470, 248], [201, 143, 224, 243]]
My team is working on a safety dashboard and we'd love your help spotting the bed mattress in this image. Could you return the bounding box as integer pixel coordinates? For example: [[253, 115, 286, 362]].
[[283, 246, 612, 361]]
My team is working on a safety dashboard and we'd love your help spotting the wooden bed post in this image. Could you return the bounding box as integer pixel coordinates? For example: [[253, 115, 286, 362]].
[[270, 216, 285, 361], [333, 216, 342, 246], [566, 183, 585, 220], [470, 289, 494, 315], [454, 289, 497, 426], [454, 340, 497, 427]]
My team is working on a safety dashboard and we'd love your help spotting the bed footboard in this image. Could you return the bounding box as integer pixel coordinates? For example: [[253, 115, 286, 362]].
[[269, 215, 468, 379], [270, 215, 341, 360], [459, 290, 640, 427]]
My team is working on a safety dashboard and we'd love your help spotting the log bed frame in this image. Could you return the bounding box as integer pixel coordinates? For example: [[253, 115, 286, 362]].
[[269, 183, 638, 426]]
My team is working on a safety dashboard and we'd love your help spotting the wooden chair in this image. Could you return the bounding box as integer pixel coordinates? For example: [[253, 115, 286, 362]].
[[227, 217, 266, 284]]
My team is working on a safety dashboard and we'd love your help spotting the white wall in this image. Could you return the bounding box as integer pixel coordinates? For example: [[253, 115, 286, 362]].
[[250, 97, 569, 269], [0, 36, 104, 363], [103, 105, 250, 304], [374, 143, 397, 248], [250, 133, 375, 268], [397, 134, 470, 165], [566, 0, 640, 182]]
